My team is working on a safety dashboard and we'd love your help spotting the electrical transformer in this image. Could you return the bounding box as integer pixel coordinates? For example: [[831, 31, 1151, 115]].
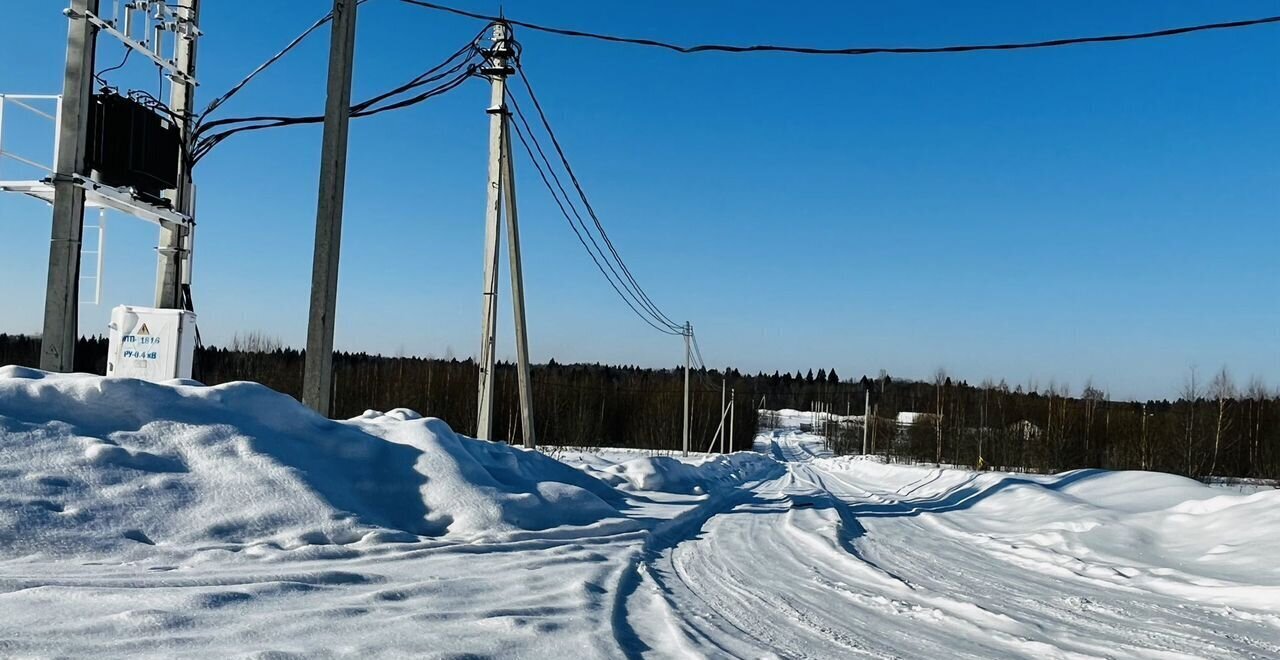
[[85, 92, 181, 198]]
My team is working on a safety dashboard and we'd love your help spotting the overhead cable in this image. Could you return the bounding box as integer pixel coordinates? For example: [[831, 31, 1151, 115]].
[[199, 0, 373, 125], [192, 38, 483, 163], [692, 332, 708, 371], [399, 1, 1280, 57], [506, 113, 684, 336], [510, 65, 684, 333], [505, 91, 682, 337], [197, 39, 479, 136]]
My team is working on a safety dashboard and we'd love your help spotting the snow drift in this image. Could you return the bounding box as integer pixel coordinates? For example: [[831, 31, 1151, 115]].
[[0, 367, 626, 559], [584, 452, 782, 495], [819, 455, 1280, 609]]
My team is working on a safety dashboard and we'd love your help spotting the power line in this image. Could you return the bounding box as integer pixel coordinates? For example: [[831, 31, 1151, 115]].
[[191, 39, 484, 163], [509, 64, 684, 333], [691, 331, 708, 371], [192, 67, 475, 162], [505, 90, 682, 338], [398, 1, 1280, 56], [198, 4, 362, 125], [198, 43, 478, 136], [506, 109, 684, 337]]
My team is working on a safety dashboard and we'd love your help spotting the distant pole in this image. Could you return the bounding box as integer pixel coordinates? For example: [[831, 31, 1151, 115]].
[[1141, 402, 1148, 470], [727, 387, 735, 454], [862, 387, 871, 455], [475, 22, 510, 440], [301, 0, 358, 416], [871, 402, 877, 454], [718, 375, 726, 451], [682, 322, 691, 456], [154, 0, 199, 309], [40, 0, 100, 372], [500, 107, 535, 448]]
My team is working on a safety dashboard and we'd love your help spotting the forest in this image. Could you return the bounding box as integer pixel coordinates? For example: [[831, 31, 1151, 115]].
[[793, 368, 1279, 481], [0, 333, 758, 453], [2, 334, 1276, 480]]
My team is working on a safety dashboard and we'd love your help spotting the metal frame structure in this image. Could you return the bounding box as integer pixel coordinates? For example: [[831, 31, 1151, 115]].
[[82, 0, 200, 84], [0, 1, 201, 371], [0, 93, 193, 303], [80, 209, 106, 305]]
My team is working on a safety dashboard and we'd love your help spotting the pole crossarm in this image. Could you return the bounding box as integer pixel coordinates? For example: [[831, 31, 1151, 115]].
[[81, 6, 199, 86]]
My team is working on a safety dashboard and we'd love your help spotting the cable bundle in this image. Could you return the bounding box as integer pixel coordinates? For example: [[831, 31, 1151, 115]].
[[191, 29, 486, 163]]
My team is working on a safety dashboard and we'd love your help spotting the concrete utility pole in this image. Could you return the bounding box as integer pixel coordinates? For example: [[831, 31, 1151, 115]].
[[719, 375, 726, 451], [682, 322, 691, 456], [501, 117, 536, 448], [727, 387, 735, 454], [475, 22, 512, 440], [862, 387, 871, 455], [40, 0, 100, 372], [302, 0, 358, 415], [154, 0, 199, 309]]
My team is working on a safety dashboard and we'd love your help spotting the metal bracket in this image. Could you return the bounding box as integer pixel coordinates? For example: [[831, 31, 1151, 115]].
[[83, 11, 197, 86], [0, 175, 192, 228]]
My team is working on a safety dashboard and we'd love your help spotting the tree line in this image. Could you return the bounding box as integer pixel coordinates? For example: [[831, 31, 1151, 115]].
[[767, 368, 1279, 481], [0, 334, 757, 453], [3, 334, 1276, 479]]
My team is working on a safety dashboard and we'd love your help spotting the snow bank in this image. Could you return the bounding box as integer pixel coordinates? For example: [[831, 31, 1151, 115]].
[[583, 452, 781, 495], [351, 412, 624, 536], [0, 367, 626, 559], [820, 457, 1280, 608]]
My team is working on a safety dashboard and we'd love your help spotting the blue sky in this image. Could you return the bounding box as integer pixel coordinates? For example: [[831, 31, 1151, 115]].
[[1, 1, 1277, 400]]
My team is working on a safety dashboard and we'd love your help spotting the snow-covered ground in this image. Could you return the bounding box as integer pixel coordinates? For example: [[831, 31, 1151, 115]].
[[1, 367, 1278, 658]]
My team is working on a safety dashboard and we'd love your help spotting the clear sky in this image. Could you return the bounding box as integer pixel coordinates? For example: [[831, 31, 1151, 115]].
[[1, 1, 1277, 400]]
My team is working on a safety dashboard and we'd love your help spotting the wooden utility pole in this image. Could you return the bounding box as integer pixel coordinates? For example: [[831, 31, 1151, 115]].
[[155, 0, 199, 309], [302, 0, 358, 415], [40, 0, 100, 372]]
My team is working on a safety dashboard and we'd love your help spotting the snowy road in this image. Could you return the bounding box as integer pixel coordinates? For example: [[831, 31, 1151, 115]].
[[620, 433, 1280, 659]]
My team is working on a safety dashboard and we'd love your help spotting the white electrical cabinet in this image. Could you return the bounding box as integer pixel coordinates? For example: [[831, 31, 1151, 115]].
[[106, 305, 197, 381]]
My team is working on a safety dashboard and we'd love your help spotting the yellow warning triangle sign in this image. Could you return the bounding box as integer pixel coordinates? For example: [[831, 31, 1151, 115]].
[[137, 323, 151, 336]]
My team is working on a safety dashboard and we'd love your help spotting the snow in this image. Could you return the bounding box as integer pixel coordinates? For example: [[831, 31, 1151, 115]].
[[895, 410, 924, 425], [2, 372, 1279, 658], [817, 454, 1280, 609], [585, 452, 781, 495], [623, 431, 1280, 658], [0, 366, 628, 557]]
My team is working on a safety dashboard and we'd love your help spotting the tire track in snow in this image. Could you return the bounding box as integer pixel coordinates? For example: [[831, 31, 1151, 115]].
[[618, 436, 1022, 658], [616, 434, 1280, 659], [814, 457, 1280, 658], [607, 464, 786, 658]]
